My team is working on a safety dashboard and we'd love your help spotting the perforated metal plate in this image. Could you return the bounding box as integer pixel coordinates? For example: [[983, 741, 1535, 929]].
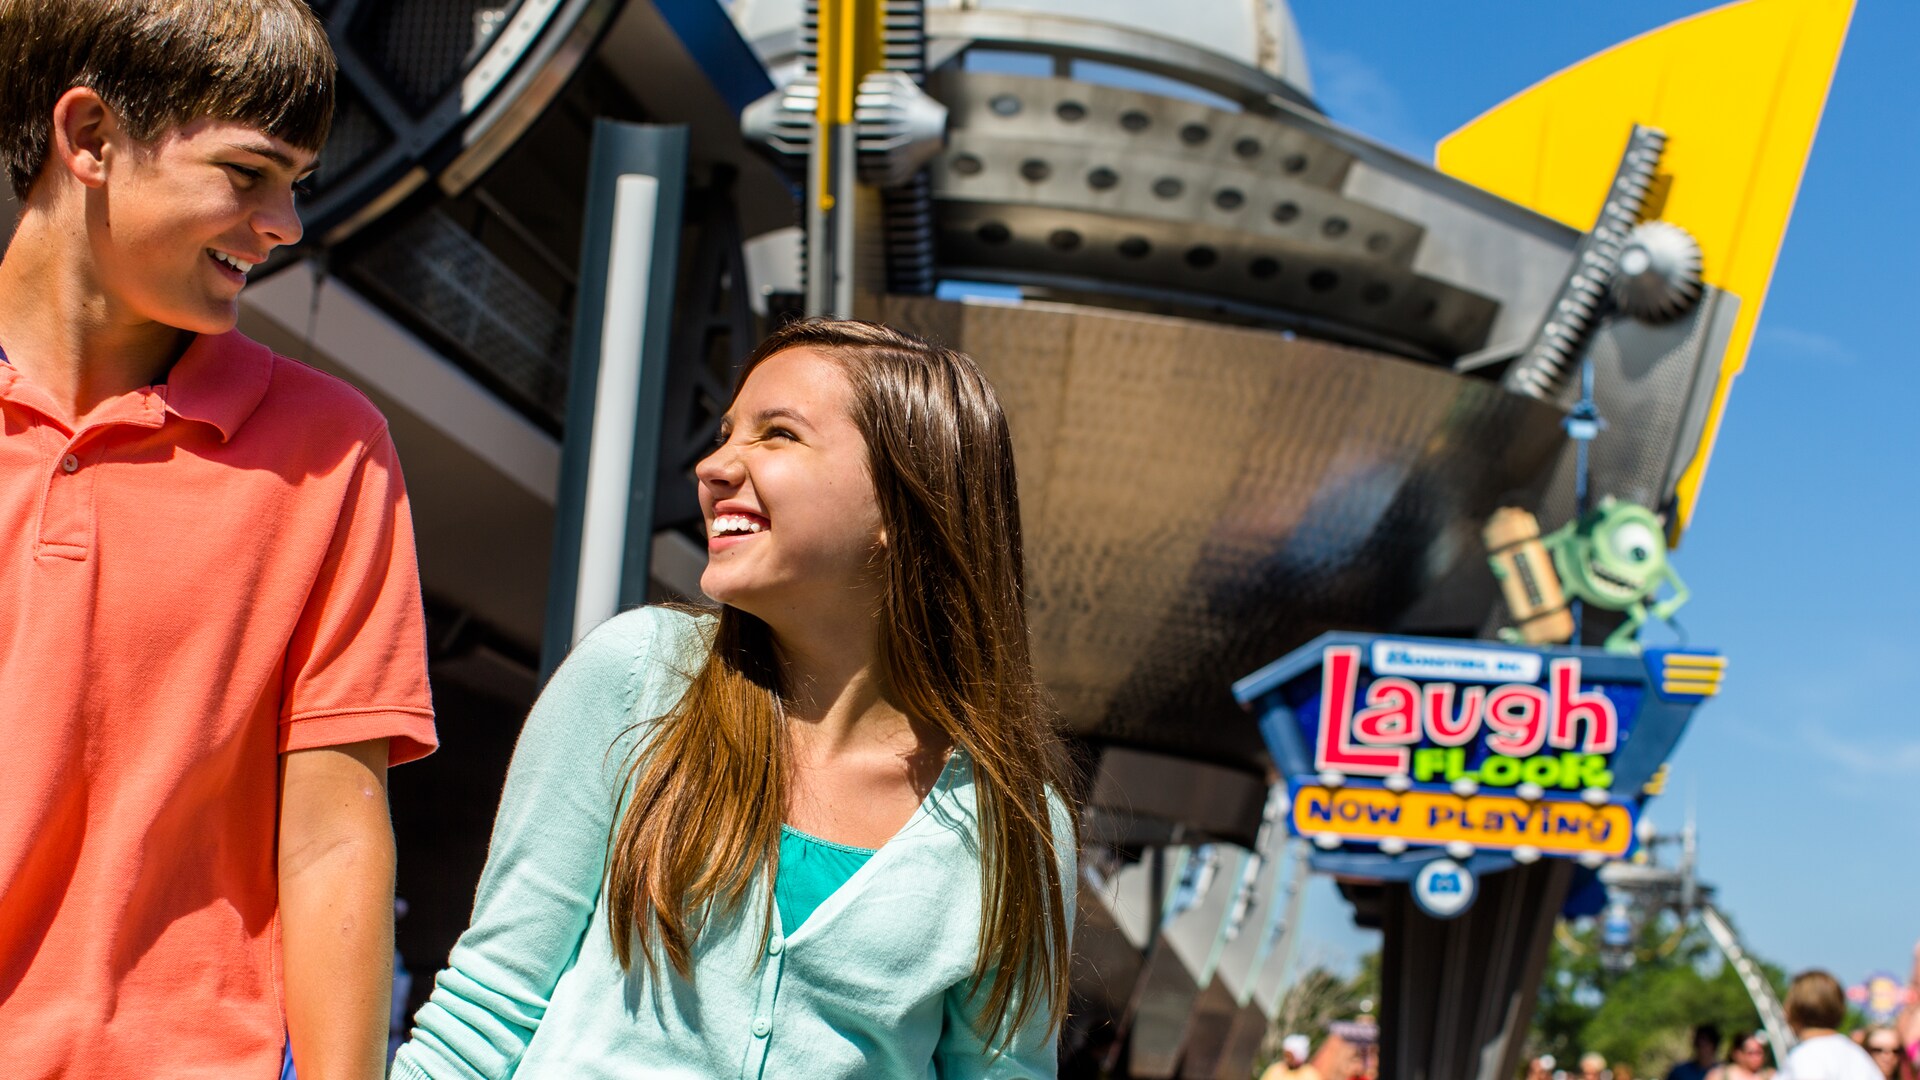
[[924, 72, 1499, 359], [932, 72, 1354, 189], [935, 200, 1492, 359]]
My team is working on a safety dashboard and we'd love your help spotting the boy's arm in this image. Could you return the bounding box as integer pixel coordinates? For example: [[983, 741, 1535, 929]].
[[280, 738, 396, 1080]]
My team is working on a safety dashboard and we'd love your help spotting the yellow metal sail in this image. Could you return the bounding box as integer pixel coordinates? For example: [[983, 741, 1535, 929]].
[[1436, 0, 1853, 539]]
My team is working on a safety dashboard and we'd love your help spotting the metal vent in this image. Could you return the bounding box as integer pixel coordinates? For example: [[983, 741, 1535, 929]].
[[349, 0, 519, 112], [308, 83, 390, 198], [346, 207, 571, 424]]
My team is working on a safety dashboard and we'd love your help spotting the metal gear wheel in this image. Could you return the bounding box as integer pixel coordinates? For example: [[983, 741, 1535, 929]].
[[1611, 220, 1704, 323]]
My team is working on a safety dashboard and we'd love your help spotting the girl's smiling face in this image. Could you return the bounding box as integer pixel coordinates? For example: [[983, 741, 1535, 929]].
[[695, 347, 885, 622]]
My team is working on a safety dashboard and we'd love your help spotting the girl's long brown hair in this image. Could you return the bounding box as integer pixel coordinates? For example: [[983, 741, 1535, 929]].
[[604, 318, 1077, 1042]]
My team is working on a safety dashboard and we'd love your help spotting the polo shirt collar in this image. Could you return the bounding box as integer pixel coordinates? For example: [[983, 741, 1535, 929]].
[[0, 329, 272, 441], [157, 330, 273, 442]]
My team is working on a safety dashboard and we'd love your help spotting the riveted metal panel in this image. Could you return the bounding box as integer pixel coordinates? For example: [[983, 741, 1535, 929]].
[[935, 72, 1353, 189], [1534, 287, 1737, 532], [933, 132, 1421, 265], [934, 202, 1490, 359], [920, 72, 1509, 359]]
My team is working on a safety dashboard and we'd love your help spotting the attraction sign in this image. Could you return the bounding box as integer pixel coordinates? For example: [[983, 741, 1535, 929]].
[[1848, 972, 1913, 1025], [1233, 633, 1721, 882]]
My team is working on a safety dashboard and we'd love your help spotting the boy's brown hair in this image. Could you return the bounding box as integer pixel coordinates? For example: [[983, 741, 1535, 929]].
[[1784, 969, 1848, 1030], [0, 0, 336, 201]]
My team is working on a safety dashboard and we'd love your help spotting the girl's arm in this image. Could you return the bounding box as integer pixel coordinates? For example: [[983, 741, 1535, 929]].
[[390, 614, 660, 1079], [935, 793, 1079, 1079]]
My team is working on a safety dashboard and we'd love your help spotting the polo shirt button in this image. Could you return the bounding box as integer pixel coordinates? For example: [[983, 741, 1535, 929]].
[[767, 934, 784, 956], [752, 1018, 770, 1038], [60, 453, 78, 473]]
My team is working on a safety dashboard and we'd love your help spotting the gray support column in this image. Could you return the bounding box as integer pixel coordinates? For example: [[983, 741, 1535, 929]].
[[805, 120, 860, 316], [541, 122, 689, 679], [1378, 861, 1572, 1080]]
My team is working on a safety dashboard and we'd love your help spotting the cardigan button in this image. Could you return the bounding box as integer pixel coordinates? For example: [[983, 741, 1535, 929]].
[[767, 934, 784, 956], [752, 1018, 771, 1038]]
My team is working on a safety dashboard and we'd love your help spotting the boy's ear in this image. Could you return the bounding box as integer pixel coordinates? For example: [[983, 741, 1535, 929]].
[[49, 87, 117, 191]]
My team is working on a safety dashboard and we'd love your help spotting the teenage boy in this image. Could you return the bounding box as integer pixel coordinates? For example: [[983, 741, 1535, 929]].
[[0, 3, 436, 1078]]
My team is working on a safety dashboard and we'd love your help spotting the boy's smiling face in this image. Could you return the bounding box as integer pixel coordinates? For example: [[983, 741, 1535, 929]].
[[85, 110, 316, 334]]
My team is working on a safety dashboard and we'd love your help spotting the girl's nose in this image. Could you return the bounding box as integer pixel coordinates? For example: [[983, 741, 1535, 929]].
[[695, 443, 744, 488]]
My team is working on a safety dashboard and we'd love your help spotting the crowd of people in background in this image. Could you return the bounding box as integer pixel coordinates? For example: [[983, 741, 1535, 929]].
[[1518, 957, 1920, 1080], [1262, 950, 1920, 1080], [1259, 1023, 1380, 1080]]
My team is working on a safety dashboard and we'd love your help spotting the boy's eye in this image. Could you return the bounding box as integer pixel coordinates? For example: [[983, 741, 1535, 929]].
[[225, 163, 263, 182], [292, 179, 314, 198]]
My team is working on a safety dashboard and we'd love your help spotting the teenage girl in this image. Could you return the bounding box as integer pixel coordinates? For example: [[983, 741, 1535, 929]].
[[391, 319, 1078, 1079]]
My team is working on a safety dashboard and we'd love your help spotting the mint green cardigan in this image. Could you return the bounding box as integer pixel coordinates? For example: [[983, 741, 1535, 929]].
[[390, 607, 1074, 1079]]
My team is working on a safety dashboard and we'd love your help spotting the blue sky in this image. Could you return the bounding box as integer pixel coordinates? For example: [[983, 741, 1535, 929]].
[[1285, 0, 1919, 986]]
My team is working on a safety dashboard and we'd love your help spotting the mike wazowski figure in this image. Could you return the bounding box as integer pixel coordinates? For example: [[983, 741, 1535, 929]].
[[1505, 497, 1690, 654]]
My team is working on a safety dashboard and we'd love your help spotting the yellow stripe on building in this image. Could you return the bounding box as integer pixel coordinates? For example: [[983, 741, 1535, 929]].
[[1661, 654, 1726, 669]]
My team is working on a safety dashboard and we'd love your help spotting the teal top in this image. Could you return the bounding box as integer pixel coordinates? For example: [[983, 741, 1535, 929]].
[[390, 607, 1075, 1080], [775, 826, 875, 931]]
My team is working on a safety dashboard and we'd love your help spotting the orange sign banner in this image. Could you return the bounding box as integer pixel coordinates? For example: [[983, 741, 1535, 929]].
[[1290, 785, 1634, 858]]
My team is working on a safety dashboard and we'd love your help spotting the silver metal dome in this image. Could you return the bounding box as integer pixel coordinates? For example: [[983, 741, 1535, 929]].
[[730, 0, 1316, 100]]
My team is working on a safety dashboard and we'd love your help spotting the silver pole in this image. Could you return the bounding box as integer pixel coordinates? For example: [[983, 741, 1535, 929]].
[[571, 174, 662, 644], [539, 122, 687, 681]]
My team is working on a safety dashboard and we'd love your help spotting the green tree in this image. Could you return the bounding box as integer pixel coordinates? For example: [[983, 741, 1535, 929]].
[[1528, 912, 1788, 1078]]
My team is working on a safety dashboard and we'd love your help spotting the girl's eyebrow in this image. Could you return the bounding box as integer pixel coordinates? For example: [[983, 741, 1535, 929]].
[[753, 407, 809, 426], [719, 406, 810, 429]]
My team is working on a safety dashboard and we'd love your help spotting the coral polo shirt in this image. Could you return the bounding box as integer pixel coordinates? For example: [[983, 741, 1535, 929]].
[[0, 330, 437, 1078]]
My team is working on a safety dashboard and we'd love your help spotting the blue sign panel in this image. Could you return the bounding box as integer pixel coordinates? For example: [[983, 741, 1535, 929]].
[[1233, 633, 1720, 883]]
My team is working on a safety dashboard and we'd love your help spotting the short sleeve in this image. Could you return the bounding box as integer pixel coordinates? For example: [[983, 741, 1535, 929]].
[[279, 425, 436, 765]]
